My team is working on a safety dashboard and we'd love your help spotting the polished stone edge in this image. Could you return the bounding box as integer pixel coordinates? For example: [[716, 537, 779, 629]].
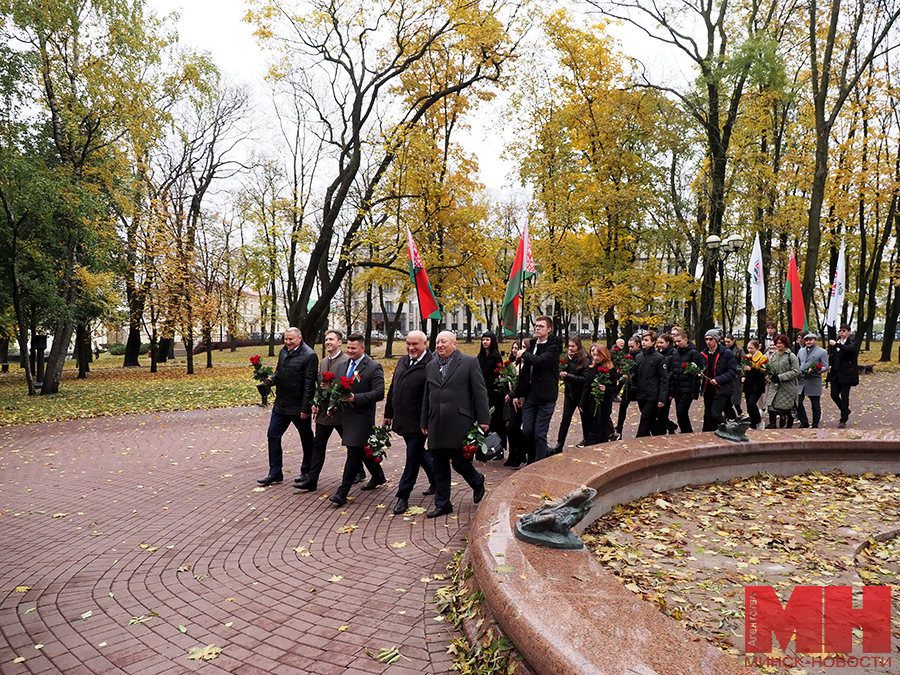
[[468, 429, 900, 675]]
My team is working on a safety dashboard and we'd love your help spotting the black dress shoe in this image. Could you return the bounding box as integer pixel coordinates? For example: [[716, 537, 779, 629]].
[[293, 473, 309, 484], [393, 498, 408, 514], [295, 480, 317, 492], [422, 486, 435, 496], [473, 481, 485, 504], [329, 494, 348, 506], [359, 476, 386, 491], [353, 471, 367, 484], [257, 473, 283, 486], [426, 505, 453, 518]]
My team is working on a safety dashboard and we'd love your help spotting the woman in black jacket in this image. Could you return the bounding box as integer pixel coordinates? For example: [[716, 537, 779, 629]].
[[477, 330, 505, 460], [552, 336, 589, 453], [580, 343, 619, 445], [503, 338, 528, 467]]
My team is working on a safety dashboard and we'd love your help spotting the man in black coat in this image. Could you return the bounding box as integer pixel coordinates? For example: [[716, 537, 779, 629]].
[[669, 328, 700, 433], [514, 315, 563, 463], [633, 330, 668, 437], [384, 330, 435, 514], [828, 324, 859, 428], [699, 329, 738, 432], [420, 331, 489, 519], [258, 327, 318, 485], [328, 333, 387, 506]]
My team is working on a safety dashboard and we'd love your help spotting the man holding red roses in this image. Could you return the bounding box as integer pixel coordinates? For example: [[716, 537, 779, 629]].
[[327, 333, 386, 506], [257, 327, 318, 486], [796, 333, 829, 428], [420, 331, 489, 518]]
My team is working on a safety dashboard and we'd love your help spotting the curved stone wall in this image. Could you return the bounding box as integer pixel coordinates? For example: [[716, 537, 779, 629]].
[[467, 429, 900, 675]]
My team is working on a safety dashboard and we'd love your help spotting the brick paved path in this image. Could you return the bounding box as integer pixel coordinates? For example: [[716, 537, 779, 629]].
[[1, 370, 895, 674]]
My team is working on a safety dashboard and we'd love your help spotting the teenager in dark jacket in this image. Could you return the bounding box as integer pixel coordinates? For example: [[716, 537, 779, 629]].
[[477, 330, 505, 459], [633, 330, 669, 437], [615, 336, 641, 438], [655, 333, 678, 434], [553, 336, 589, 453], [724, 334, 745, 418], [668, 328, 700, 433], [699, 329, 738, 432], [513, 316, 563, 463]]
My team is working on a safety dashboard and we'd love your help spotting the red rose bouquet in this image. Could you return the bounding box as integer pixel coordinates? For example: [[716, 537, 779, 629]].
[[495, 359, 518, 394], [462, 423, 487, 460], [312, 370, 336, 408], [249, 355, 274, 382], [590, 367, 611, 406], [325, 375, 354, 416], [801, 361, 824, 378], [364, 424, 391, 464]]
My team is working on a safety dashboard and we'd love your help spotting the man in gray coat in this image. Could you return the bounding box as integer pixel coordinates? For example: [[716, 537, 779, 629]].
[[797, 333, 829, 428], [420, 331, 489, 518], [328, 332, 386, 506]]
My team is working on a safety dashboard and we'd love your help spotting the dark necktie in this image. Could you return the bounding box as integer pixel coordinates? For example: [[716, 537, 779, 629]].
[[347, 360, 356, 379]]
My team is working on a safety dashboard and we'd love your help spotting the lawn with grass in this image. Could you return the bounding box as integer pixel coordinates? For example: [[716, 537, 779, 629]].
[[0, 339, 490, 426]]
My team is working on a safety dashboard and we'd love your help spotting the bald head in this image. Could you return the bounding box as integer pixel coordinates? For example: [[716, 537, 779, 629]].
[[435, 331, 457, 358], [406, 330, 427, 359]]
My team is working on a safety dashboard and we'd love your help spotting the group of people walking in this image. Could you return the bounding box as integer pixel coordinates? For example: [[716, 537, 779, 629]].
[[255, 318, 861, 515]]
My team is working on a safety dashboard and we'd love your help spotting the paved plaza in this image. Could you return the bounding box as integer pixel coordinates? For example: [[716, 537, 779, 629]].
[[1, 370, 897, 674]]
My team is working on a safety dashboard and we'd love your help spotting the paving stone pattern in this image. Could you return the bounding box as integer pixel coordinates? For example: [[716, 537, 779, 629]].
[[0, 371, 893, 674]]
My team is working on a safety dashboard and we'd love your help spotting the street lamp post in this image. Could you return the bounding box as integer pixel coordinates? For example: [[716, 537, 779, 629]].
[[705, 233, 745, 333]]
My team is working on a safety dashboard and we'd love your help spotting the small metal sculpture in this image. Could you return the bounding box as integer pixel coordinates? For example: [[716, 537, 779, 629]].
[[715, 413, 751, 442], [514, 486, 597, 550]]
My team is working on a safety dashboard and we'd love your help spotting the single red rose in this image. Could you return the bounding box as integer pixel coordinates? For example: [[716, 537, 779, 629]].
[[681, 363, 687, 369], [613, 347, 620, 351], [495, 366, 501, 372], [625, 355, 634, 360], [322, 371, 336, 382], [504, 360, 511, 366], [250, 355, 261, 365], [597, 367, 610, 373], [339, 376, 352, 387], [373, 456, 382, 464], [744, 354, 752, 360], [816, 363, 823, 370], [364, 446, 370, 451]]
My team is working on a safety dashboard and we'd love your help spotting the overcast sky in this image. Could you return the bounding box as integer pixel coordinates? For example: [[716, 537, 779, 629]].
[[145, 0, 688, 195]]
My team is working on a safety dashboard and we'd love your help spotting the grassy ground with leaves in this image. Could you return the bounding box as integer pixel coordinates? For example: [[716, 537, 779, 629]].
[[0, 341, 490, 427], [582, 471, 900, 674]]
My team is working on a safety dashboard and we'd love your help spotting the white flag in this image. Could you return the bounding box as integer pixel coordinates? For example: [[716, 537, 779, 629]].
[[826, 239, 846, 327], [747, 233, 765, 313]]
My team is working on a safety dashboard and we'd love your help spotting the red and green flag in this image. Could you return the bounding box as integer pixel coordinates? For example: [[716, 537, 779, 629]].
[[785, 250, 808, 330], [406, 227, 441, 321], [501, 224, 537, 337]]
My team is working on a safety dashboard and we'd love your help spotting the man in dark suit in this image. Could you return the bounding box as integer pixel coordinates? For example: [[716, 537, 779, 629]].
[[295, 329, 361, 491], [258, 327, 318, 486], [420, 331, 489, 519], [328, 332, 386, 506], [828, 324, 859, 428], [384, 330, 435, 514]]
